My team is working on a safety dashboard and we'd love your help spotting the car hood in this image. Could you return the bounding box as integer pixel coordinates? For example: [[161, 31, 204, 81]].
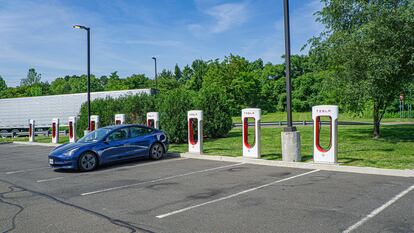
[[51, 142, 92, 155]]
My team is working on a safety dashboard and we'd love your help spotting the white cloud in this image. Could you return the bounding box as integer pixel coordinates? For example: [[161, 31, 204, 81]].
[[187, 23, 204, 36], [206, 3, 248, 33], [188, 1, 250, 35]]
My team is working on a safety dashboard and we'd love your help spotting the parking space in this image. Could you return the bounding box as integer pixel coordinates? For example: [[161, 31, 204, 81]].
[[0, 143, 413, 233]]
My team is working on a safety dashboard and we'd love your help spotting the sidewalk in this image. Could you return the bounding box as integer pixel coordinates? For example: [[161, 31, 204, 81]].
[[181, 152, 414, 178]]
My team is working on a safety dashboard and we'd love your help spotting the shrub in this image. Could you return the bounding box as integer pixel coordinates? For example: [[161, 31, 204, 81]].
[[122, 94, 156, 124], [196, 85, 233, 138], [156, 88, 195, 143]]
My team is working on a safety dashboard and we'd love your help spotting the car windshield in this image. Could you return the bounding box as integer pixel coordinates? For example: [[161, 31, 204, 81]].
[[78, 128, 111, 143]]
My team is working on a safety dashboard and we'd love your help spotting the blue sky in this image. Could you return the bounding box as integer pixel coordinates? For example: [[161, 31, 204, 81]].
[[0, 0, 324, 86]]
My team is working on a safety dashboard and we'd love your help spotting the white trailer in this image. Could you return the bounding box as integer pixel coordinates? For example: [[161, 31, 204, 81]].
[[0, 88, 154, 133]]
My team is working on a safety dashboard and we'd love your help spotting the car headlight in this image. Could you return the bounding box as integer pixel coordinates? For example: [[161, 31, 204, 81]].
[[63, 148, 79, 156]]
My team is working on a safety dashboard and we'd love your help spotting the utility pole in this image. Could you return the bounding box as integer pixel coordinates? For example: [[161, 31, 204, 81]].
[[281, 0, 301, 162]]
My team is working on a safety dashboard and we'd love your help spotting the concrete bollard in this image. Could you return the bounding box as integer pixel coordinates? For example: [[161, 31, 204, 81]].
[[281, 131, 301, 162]]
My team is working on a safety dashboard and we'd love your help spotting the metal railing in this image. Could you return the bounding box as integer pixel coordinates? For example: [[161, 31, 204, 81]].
[[0, 130, 68, 138], [233, 121, 372, 127]]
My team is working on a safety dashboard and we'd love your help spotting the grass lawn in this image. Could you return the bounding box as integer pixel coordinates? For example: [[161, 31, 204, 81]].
[[1, 135, 70, 144], [2, 125, 413, 170], [232, 112, 414, 124], [170, 124, 414, 170]]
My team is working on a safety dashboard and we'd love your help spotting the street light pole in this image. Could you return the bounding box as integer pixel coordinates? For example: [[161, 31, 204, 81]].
[[87, 28, 91, 131], [283, 0, 295, 132], [281, 0, 301, 162], [73, 25, 91, 131], [152, 57, 158, 90]]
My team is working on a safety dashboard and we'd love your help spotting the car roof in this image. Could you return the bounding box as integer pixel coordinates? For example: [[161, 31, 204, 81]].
[[102, 124, 153, 130]]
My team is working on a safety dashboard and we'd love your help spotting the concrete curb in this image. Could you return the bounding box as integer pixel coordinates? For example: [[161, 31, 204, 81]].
[[0, 142, 12, 145], [7, 141, 414, 177], [13, 141, 60, 147], [181, 152, 414, 178]]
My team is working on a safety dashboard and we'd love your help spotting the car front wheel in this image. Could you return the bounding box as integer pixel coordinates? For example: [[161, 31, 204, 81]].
[[149, 143, 164, 160], [78, 152, 98, 172]]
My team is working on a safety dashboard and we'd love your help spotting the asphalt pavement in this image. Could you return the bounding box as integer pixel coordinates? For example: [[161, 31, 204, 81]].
[[0, 143, 413, 233]]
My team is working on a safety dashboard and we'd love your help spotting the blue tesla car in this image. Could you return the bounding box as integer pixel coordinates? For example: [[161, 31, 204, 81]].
[[48, 124, 168, 171]]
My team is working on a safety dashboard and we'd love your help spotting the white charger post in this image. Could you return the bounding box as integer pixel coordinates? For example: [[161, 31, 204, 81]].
[[51, 118, 59, 144], [68, 116, 77, 143], [312, 105, 338, 164], [147, 112, 160, 129], [115, 114, 125, 125], [242, 108, 261, 158], [90, 115, 100, 131], [188, 110, 203, 154], [29, 119, 35, 142]]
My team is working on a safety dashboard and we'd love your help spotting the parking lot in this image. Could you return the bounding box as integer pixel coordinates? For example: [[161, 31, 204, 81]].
[[0, 143, 413, 233]]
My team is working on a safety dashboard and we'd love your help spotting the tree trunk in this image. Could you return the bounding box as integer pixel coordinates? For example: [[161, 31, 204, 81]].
[[373, 99, 381, 138]]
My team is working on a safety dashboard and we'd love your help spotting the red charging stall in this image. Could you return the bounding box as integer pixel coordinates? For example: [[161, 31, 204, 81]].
[[115, 114, 125, 125], [312, 105, 338, 164], [29, 119, 35, 142], [90, 115, 99, 131], [68, 116, 77, 143], [242, 108, 261, 158], [146, 112, 159, 129], [188, 110, 203, 154], [51, 118, 59, 144]]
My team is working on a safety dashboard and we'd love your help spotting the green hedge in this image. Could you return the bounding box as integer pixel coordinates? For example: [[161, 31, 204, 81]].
[[76, 89, 233, 143], [196, 85, 233, 138], [157, 88, 195, 143]]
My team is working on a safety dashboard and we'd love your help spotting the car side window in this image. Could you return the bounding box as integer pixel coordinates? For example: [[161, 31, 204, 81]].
[[130, 126, 153, 138], [107, 128, 129, 141]]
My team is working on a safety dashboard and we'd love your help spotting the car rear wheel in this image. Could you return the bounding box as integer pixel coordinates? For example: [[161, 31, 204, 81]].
[[149, 143, 164, 160], [78, 152, 98, 172]]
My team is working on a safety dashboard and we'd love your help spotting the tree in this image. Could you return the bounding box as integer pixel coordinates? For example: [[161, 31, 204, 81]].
[[125, 74, 150, 89], [0, 75, 7, 97], [181, 65, 193, 84], [187, 59, 208, 91], [20, 68, 41, 86], [50, 77, 72, 94], [196, 85, 233, 138], [106, 71, 128, 91], [157, 69, 180, 91], [174, 64, 182, 82], [157, 88, 196, 143], [309, 0, 414, 138]]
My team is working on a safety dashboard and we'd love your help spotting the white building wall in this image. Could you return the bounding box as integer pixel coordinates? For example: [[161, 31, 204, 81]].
[[0, 89, 153, 129]]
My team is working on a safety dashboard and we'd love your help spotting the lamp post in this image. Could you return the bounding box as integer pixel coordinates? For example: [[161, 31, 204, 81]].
[[73, 25, 91, 131], [152, 57, 158, 90], [283, 0, 294, 132], [281, 0, 301, 162]]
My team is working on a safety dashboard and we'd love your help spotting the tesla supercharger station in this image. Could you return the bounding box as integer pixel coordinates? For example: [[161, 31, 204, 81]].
[[312, 105, 338, 164], [68, 116, 77, 143], [188, 110, 203, 154], [90, 115, 100, 131], [28, 119, 35, 142], [51, 118, 59, 144], [147, 112, 160, 129], [115, 114, 125, 125], [242, 108, 261, 158]]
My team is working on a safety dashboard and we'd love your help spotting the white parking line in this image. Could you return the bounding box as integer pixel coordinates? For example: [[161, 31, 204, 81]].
[[81, 162, 244, 196], [343, 183, 414, 233], [96, 157, 189, 174], [156, 169, 320, 219], [36, 177, 64, 183], [5, 167, 49, 175]]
